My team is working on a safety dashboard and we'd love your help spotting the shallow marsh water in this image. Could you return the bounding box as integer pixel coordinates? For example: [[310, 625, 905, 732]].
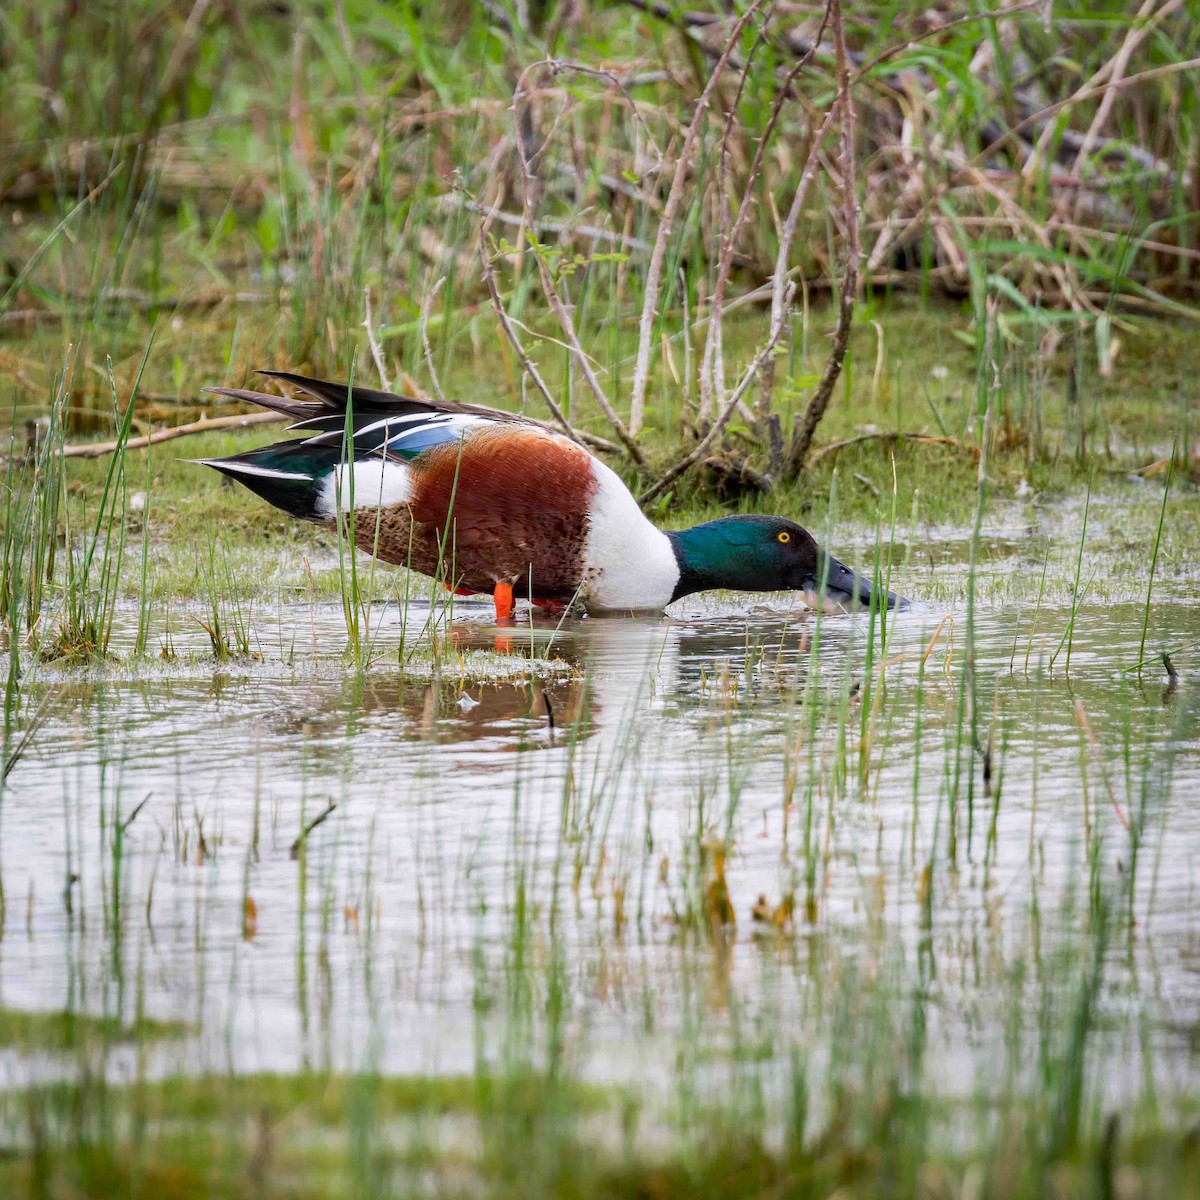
[[1, 488, 1198, 1152]]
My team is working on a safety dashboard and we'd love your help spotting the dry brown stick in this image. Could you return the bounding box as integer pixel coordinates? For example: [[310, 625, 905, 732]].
[[785, 0, 858, 480], [702, 1, 830, 425], [511, 67, 647, 466], [865, 211, 1200, 265], [970, 161, 1093, 315], [441, 193, 651, 252], [419, 275, 447, 403], [627, 0, 766, 438], [640, 16, 842, 503], [907, 145, 1091, 315], [850, 1, 1039, 84], [536, 59, 666, 164], [1023, 0, 1177, 182], [62, 410, 286, 459], [770, 95, 839, 397], [863, 25, 1192, 286], [704, 7, 773, 423], [528, 244, 646, 464], [506, 62, 665, 271], [979, 55, 1200, 171], [477, 222, 619, 454], [749, 24, 832, 429], [1070, 0, 1184, 192], [808, 431, 961, 465]]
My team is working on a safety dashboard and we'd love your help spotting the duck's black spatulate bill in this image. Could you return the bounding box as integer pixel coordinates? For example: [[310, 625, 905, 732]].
[[803, 554, 909, 612]]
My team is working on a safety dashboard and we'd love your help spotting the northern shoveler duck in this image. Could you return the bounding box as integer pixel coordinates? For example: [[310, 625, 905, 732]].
[[198, 373, 907, 620]]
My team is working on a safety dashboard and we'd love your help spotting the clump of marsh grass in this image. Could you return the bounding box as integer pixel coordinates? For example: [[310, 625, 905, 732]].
[[44, 353, 149, 664], [196, 530, 254, 660]]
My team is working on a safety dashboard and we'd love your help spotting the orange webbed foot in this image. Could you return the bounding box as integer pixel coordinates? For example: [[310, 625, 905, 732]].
[[493, 580, 515, 623]]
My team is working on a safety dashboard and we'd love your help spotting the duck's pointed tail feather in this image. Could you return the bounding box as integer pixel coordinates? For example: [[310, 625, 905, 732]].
[[211, 371, 529, 425], [202, 386, 322, 422]]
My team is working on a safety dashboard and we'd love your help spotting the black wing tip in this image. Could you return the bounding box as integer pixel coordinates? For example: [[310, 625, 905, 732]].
[[256, 368, 321, 387], [255, 370, 424, 410], [254, 369, 501, 419]]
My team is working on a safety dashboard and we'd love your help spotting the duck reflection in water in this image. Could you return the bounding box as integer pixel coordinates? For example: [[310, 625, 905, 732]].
[[275, 598, 870, 751]]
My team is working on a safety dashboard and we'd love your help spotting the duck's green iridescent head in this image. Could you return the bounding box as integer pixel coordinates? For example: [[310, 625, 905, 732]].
[[666, 515, 907, 610]]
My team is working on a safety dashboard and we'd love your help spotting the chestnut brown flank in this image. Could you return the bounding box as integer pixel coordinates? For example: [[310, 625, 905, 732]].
[[339, 426, 597, 601]]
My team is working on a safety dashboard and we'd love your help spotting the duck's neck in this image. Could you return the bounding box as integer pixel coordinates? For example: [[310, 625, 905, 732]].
[[666, 522, 766, 602]]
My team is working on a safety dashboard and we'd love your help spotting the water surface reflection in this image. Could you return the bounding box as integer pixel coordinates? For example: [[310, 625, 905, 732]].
[[1, 519, 1197, 1106]]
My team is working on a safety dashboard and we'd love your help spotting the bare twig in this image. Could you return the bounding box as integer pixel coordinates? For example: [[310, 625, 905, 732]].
[[638, 288, 794, 507], [640, 3, 845, 502], [478, 220, 582, 444], [702, 0, 829, 426], [785, 0, 859, 479], [419, 276, 447, 403], [439, 193, 651, 252], [512, 64, 648, 465], [1073, 0, 1185, 198], [478, 222, 617, 453], [363, 286, 392, 392], [807, 430, 961, 465], [983, 55, 1200, 172], [628, 0, 766, 438], [770, 95, 840, 407], [1025, 0, 1182, 182]]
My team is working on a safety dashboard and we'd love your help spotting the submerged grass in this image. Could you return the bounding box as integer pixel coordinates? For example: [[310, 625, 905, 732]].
[[2, 1066, 1196, 1200], [0, 1007, 187, 1053]]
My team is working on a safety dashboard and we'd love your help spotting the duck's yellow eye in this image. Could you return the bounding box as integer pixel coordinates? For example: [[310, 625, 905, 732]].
[[777, 531, 791, 544]]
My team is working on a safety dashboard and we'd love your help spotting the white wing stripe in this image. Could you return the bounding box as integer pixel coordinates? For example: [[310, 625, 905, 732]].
[[200, 460, 311, 482]]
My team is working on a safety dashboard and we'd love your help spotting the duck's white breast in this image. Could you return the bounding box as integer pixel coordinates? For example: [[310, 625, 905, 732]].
[[581, 459, 680, 612]]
